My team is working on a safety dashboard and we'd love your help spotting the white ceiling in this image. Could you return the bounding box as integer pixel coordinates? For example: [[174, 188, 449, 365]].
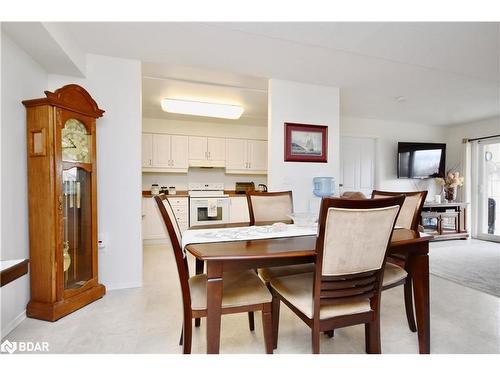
[[55, 22, 500, 126], [142, 62, 268, 125]]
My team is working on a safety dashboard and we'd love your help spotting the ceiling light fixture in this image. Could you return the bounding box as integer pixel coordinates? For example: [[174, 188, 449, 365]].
[[161, 98, 244, 119], [395, 96, 407, 103]]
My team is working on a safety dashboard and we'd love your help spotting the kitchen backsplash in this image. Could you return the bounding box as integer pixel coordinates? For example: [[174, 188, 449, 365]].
[[142, 168, 267, 191]]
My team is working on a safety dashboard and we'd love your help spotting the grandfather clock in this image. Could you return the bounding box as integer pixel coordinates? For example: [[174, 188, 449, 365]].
[[23, 84, 106, 321]]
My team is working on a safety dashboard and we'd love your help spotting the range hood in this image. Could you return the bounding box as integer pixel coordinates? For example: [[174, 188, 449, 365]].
[[189, 160, 225, 168]]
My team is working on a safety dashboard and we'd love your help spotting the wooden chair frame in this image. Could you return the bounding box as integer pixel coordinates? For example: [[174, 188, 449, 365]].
[[154, 194, 273, 354], [371, 190, 428, 332], [271, 196, 405, 354]]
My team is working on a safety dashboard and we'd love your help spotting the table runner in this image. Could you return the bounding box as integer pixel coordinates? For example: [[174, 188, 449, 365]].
[[182, 224, 318, 251]]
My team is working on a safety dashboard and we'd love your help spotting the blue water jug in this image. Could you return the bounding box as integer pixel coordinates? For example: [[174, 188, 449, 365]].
[[313, 177, 335, 197]]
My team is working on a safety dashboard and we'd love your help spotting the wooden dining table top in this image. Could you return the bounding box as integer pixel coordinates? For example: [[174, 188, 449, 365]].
[[185, 223, 432, 261]]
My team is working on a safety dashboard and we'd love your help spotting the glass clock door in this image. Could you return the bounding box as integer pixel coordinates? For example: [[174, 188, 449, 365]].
[[62, 167, 93, 289], [60, 117, 94, 291]]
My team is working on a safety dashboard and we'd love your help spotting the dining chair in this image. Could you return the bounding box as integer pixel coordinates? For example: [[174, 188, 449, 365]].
[[247, 191, 317, 281], [269, 196, 404, 354], [246, 191, 316, 329], [371, 190, 428, 332], [154, 194, 274, 354]]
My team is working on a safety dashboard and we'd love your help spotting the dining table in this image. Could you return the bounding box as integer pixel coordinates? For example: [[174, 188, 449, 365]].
[[184, 222, 432, 354]]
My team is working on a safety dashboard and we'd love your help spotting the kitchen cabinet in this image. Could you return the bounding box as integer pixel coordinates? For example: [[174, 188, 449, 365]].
[[142, 196, 189, 240], [142, 133, 153, 167], [142, 133, 188, 172], [229, 196, 250, 224], [226, 139, 267, 174], [188, 136, 225, 167]]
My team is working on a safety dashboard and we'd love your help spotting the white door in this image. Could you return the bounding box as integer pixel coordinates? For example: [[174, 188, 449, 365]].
[[170, 135, 189, 169], [226, 138, 248, 170], [207, 137, 226, 162], [152, 134, 171, 167], [340, 137, 375, 196], [248, 140, 267, 172], [142, 133, 153, 167], [188, 136, 208, 161]]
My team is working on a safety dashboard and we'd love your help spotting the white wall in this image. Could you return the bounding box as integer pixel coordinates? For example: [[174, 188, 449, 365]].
[[48, 54, 143, 290], [444, 116, 500, 174], [1, 33, 48, 338], [142, 117, 268, 190], [268, 79, 340, 212], [340, 116, 447, 197], [143, 117, 267, 139]]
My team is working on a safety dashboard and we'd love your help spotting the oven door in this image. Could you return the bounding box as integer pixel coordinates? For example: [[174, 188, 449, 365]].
[[189, 198, 229, 227]]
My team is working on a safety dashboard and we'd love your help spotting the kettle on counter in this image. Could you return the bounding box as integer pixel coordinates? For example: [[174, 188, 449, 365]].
[[257, 184, 268, 192]]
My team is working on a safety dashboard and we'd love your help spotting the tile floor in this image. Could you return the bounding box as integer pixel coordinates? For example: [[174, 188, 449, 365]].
[[4, 242, 500, 354]]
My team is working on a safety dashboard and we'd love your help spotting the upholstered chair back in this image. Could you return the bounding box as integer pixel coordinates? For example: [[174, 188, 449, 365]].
[[319, 202, 401, 276], [247, 191, 293, 225], [371, 190, 427, 230]]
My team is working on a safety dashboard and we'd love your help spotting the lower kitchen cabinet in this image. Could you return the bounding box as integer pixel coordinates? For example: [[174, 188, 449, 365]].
[[142, 196, 189, 240], [229, 196, 250, 224]]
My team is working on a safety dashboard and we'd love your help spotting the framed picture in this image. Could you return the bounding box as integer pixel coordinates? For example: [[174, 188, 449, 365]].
[[284, 122, 328, 162]]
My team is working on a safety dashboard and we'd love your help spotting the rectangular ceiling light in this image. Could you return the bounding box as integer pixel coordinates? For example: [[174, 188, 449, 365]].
[[161, 98, 244, 119]]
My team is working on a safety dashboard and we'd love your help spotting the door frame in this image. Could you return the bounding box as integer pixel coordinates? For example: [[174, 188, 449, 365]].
[[472, 136, 500, 242]]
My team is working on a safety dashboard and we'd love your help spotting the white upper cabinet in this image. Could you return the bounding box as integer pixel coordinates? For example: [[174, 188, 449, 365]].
[[226, 138, 267, 174], [188, 136, 207, 161], [143, 133, 266, 174], [247, 140, 267, 172], [188, 136, 225, 167], [226, 138, 248, 171], [143, 133, 188, 172], [153, 134, 172, 167], [207, 137, 226, 163], [142, 133, 153, 167]]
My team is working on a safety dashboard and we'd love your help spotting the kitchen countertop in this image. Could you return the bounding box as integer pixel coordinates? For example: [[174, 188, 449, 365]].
[[142, 190, 249, 198]]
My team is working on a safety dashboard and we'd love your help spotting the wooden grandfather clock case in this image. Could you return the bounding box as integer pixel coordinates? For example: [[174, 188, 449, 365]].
[[23, 84, 106, 321]]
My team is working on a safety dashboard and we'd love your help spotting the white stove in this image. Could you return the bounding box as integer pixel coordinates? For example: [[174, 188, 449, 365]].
[[188, 182, 228, 197], [188, 183, 230, 226]]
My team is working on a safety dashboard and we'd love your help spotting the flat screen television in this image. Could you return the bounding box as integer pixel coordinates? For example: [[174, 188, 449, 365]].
[[397, 142, 446, 179]]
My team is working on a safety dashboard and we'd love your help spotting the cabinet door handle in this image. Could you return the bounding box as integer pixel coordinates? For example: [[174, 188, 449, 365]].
[[248, 162, 251, 169], [205, 151, 207, 159], [208, 151, 211, 159]]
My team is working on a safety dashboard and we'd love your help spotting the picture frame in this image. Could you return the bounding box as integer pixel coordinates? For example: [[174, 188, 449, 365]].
[[284, 122, 328, 162]]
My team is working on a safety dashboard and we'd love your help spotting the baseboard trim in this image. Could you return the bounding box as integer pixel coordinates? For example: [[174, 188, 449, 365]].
[[143, 239, 168, 246], [105, 281, 142, 291], [1, 309, 26, 339]]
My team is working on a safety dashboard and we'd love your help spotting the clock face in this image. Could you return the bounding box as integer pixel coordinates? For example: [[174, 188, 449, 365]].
[[62, 119, 91, 163]]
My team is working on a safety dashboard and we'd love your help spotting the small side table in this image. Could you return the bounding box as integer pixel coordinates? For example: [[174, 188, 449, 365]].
[[421, 202, 469, 241]]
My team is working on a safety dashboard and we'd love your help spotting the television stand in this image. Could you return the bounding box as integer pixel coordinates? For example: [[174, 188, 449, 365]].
[[421, 202, 469, 241]]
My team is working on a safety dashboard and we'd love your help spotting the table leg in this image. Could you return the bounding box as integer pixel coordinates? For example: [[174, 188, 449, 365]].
[[206, 261, 223, 354], [411, 252, 430, 354], [195, 259, 204, 327]]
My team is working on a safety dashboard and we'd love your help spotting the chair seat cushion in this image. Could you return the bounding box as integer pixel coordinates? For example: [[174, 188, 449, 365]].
[[258, 263, 316, 282], [269, 272, 371, 319], [189, 270, 272, 310], [382, 262, 408, 288]]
